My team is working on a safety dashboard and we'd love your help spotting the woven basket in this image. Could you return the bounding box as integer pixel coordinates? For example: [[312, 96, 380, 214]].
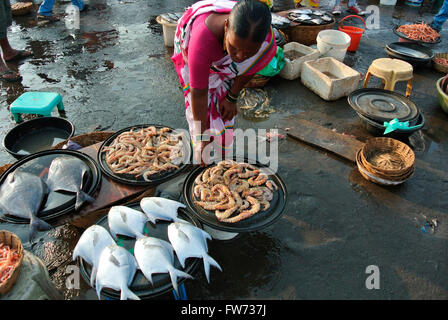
[[11, 2, 33, 16], [284, 20, 335, 46], [361, 138, 415, 175], [51, 131, 115, 150], [433, 52, 448, 74], [356, 149, 410, 186], [245, 74, 271, 88], [0, 231, 24, 296]]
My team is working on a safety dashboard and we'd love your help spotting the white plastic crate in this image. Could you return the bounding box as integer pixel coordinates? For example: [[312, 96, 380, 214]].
[[279, 42, 320, 80], [301, 57, 361, 101]]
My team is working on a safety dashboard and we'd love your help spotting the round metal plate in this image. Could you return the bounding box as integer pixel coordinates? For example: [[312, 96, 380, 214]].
[[182, 158, 288, 233], [78, 202, 201, 299], [348, 88, 419, 123], [97, 124, 192, 187], [0, 149, 101, 223], [386, 42, 434, 60]]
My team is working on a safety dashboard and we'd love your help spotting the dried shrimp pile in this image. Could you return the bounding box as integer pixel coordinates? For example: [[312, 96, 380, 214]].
[[0, 243, 20, 284], [193, 160, 278, 223], [102, 126, 185, 181], [396, 22, 440, 43]]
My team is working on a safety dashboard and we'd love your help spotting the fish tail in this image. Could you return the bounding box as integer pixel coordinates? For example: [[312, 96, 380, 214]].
[[89, 266, 97, 287], [29, 216, 53, 242], [169, 268, 194, 296], [120, 286, 140, 300], [75, 191, 95, 210], [203, 254, 222, 283], [95, 277, 103, 300]]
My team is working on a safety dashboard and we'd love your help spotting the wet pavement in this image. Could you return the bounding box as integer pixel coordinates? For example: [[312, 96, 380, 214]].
[[0, 0, 447, 300]]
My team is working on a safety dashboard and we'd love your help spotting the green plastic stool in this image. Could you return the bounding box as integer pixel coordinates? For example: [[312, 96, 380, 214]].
[[10, 92, 64, 123]]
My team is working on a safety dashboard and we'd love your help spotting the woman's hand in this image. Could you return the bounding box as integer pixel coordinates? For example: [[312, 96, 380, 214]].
[[220, 97, 238, 122], [194, 140, 211, 167]]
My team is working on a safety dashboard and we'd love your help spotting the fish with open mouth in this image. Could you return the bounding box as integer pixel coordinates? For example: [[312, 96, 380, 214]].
[[0, 170, 52, 242], [108, 206, 148, 240], [140, 197, 186, 223], [167, 220, 222, 283], [45, 156, 94, 210], [72, 225, 116, 286], [134, 237, 193, 295], [95, 244, 140, 300]]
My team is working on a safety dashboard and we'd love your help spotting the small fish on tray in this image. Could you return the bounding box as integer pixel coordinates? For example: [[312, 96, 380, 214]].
[[321, 15, 333, 22], [312, 10, 326, 16], [290, 8, 312, 14], [310, 18, 324, 25], [160, 12, 182, 24], [271, 12, 291, 27]]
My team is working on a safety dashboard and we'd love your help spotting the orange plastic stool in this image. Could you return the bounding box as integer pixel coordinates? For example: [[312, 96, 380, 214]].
[[362, 58, 414, 97]]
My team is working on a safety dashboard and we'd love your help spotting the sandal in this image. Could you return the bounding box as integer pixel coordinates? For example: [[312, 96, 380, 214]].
[[4, 50, 33, 62], [0, 69, 22, 83]]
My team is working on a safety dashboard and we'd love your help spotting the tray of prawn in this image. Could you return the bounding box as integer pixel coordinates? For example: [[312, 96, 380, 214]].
[[393, 23, 441, 45], [97, 124, 192, 186], [182, 158, 288, 233]]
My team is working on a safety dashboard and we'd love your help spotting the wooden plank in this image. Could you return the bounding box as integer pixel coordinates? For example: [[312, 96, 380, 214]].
[[285, 118, 364, 163]]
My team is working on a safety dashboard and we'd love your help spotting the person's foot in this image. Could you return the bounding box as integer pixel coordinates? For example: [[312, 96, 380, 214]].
[[80, 4, 89, 12], [332, 4, 342, 15], [347, 3, 367, 15], [37, 14, 60, 22], [3, 49, 33, 62], [430, 22, 441, 33], [0, 68, 22, 82]]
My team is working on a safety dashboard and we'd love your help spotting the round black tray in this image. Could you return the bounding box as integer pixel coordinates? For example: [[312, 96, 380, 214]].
[[393, 25, 441, 45], [78, 202, 201, 300], [0, 149, 101, 224], [182, 157, 288, 233], [97, 124, 192, 187]]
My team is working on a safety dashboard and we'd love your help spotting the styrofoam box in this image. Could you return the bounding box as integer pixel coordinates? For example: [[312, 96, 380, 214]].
[[279, 42, 320, 80], [301, 57, 361, 101]]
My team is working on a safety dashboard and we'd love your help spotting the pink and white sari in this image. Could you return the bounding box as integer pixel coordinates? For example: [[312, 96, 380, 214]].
[[171, 0, 276, 152]]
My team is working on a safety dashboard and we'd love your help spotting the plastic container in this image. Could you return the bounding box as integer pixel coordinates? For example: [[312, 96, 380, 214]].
[[338, 15, 366, 52], [436, 77, 448, 114], [380, 0, 397, 5], [156, 15, 177, 47], [279, 42, 320, 80], [301, 57, 361, 101], [316, 30, 351, 61]]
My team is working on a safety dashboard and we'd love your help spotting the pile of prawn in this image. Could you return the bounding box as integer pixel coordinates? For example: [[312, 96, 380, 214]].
[[435, 57, 448, 66], [193, 160, 279, 223], [396, 22, 440, 43], [102, 126, 185, 181], [0, 243, 21, 284]]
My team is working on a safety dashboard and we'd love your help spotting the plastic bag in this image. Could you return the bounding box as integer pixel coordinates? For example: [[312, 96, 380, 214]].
[[257, 46, 285, 77]]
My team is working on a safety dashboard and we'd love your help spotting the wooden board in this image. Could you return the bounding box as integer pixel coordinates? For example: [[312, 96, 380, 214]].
[[284, 118, 364, 163]]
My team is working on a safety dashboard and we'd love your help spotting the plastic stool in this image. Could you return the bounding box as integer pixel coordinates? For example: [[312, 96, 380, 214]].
[[10, 92, 64, 123], [362, 58, 414, 97]]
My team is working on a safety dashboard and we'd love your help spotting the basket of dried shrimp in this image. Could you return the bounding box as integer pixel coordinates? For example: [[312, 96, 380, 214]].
[[0, 230, 24, 296], [11, 2, 33, 16], [356, 149, 412, 186], [433, 52, 448, 74], [360, 137, 415, 176]]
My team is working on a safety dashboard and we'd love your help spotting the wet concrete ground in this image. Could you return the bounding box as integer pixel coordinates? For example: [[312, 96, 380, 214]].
[[0, 0, 447, 300]]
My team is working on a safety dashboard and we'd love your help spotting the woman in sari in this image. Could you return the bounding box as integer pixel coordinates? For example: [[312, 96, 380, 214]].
[[171, 0, 276, 166]]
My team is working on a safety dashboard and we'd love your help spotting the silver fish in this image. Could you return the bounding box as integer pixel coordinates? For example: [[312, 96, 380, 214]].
[[167, 220, 222, 283], [45, 156, 94, 210], [291, 8, 312, 14], [95, 244, 140, 300], [134, 237, 193, 295], [313, 10, 325, 16], [310, 18, 323, 25], [72, 225, 116, 286], [298, 14, 312, 20], [0, 170, 52, 242], [140, 197, 186, 223], [108, 206, 148, 240], [321, 15, 332, 22]]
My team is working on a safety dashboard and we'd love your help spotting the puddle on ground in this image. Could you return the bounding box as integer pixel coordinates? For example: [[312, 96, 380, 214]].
[[81, 29, 119, 53]]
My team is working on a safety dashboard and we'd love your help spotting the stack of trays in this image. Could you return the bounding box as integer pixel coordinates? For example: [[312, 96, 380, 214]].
[[356, 137, 415, 186]]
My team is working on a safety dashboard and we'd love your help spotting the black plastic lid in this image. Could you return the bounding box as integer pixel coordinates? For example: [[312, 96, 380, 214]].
[[348, 88, 419, 123], [386, 42, 434, 61]]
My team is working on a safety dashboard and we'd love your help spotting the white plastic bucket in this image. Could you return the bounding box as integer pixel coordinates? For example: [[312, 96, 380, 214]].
[[156, 15, 177, 47], [380, 0, 397, 6], [316, 30, 351, 62]]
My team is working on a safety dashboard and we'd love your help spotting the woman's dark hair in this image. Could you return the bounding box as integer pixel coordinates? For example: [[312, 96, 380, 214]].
[[229, 0, 272, 43]]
